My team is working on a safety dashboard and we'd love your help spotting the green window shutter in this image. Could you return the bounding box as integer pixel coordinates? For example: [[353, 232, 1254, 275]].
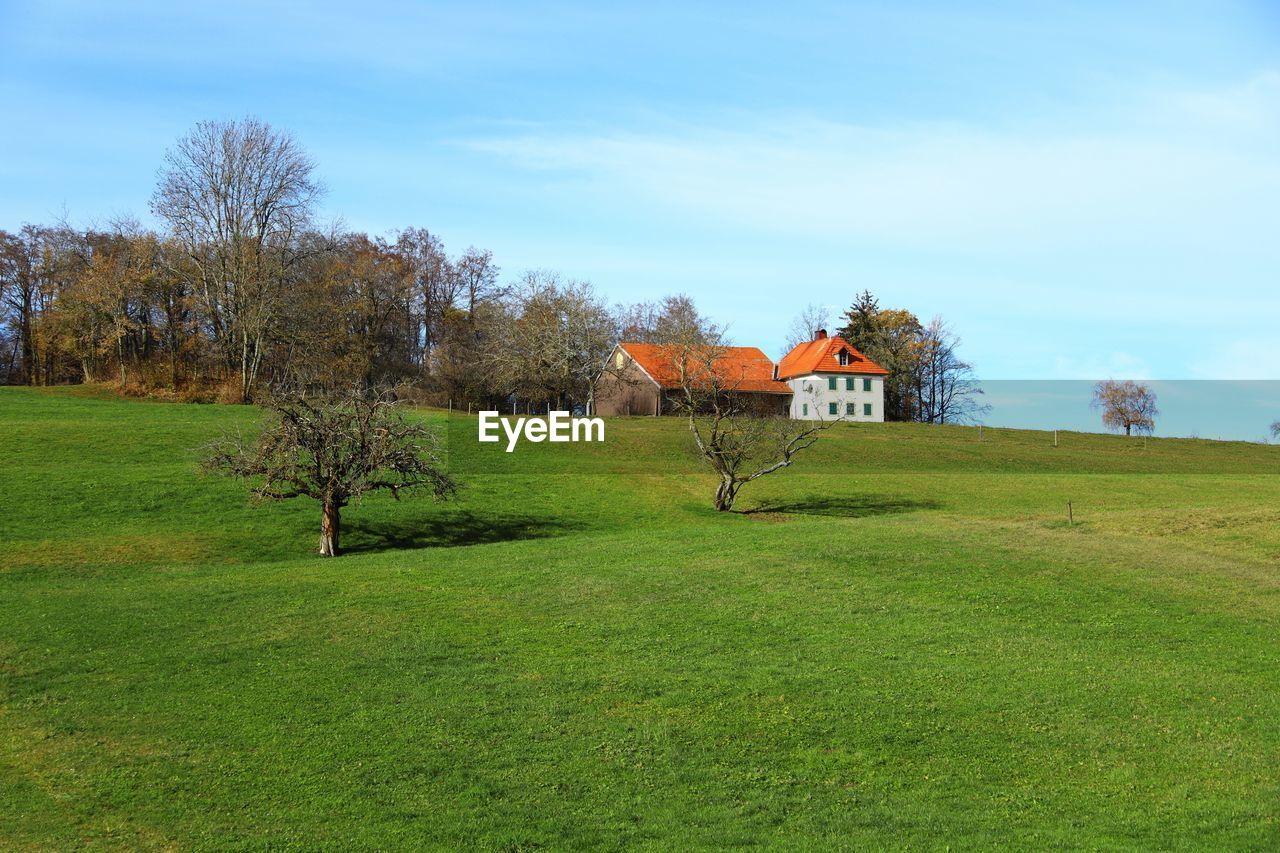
[[846, 402, 854, 415], [845, 377, 854, 390], [864, 403, 872, 416], [827, 376, 837, 391], [802, 404, 808, 416], [863, 377, 871, 392], [828, 402, 838, 416]]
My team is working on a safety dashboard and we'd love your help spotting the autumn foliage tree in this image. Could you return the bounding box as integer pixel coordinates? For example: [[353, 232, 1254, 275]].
[[1092, 379, 1159, 436], [491, 272, 615, 413], [204, 392, 456, 556]]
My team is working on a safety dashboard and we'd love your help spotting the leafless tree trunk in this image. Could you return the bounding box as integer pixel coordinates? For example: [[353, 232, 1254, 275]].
[[320, 498, 341, 557]]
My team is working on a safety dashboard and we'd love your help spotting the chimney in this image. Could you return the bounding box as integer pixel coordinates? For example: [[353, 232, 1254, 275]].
[[815, 329, 827, 340]]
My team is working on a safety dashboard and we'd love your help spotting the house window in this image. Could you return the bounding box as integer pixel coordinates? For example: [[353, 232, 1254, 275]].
[[845, 377, 854, 391], [827, 376, 837, 391], [863, 377, 872, 392], [845, 402, 854, 415], [802, 403, 808, 417], [828, 402, 838, 416], [864, 403, 872, 416], [837, 350, 850, 366], [616, 352, 625, 369]]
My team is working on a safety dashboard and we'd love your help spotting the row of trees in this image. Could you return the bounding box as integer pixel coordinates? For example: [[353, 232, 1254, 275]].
[[2, 118, 992, 421], [0, 120, 731, 409], [786, 291, 988, 424]]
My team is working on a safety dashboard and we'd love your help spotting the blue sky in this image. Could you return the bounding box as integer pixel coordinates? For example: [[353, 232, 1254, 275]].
[[2, 1, 1278, 403]]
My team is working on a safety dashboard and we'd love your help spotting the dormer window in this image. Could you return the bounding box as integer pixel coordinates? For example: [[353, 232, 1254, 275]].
[[837, 349, 850, 366]]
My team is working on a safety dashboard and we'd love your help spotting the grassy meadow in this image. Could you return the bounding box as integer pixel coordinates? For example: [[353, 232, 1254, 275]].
[[2, 386, 1279, 849]]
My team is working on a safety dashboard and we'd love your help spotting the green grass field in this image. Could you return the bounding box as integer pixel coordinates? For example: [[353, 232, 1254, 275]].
[[2, 386, 1278, 849]]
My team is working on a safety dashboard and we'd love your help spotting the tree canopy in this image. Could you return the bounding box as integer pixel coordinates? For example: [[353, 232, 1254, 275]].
[[1092, 380, 1159, 436]]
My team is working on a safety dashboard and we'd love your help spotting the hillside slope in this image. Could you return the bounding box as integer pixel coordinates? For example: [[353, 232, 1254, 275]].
[[2, 388, 1278, 848]]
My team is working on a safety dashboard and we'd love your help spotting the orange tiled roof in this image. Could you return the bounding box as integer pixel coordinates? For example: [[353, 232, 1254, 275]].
[[777, 334, 888, 380], [621, 343, 793, 394]]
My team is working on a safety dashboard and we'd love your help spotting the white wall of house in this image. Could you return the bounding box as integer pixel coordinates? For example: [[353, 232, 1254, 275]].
[[787, 374, 884, 422]]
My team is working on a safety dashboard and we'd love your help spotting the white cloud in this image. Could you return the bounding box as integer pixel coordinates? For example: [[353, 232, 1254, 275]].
[[461, 72, 1280, 258], [1051, 352, 1153, 381], [1189, 338, 1280, 381]]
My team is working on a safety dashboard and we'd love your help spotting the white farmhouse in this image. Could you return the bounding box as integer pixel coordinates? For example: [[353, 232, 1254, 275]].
[[777, 330, 886, 422]]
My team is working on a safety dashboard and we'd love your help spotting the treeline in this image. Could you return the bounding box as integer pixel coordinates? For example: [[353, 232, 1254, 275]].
[[0, 219, 721, 410], [0, 119, 719, 410], [1, 117, 985, 419]]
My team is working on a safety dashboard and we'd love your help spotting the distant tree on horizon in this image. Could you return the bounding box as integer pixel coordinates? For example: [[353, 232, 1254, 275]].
[[1271, 420, 1279, 440], [1092, 379, 1158, 436]]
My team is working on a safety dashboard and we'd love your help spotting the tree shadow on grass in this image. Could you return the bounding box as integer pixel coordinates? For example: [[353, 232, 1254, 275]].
[[743, 494, 942, 518], [342, 510, 581, 554]]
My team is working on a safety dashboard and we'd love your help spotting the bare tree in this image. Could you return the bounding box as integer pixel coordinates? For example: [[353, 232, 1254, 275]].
[[455, 247, 500, 322], [613, 294, 720, 346], [0, 229, 38, 385], [784, 303, 831, 352], [1092, 379, 1158, 436], [614, 299, 659, 343], [493, 271, 615, 412], [394, 227, 455, 373], [652, 294, 718, 345], [671, 334, 828, 511], [152, 118, 322, 402], [912, 316, 989, 424], [1270, 420, 1279, 440], [203, 392, 456, 556]]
